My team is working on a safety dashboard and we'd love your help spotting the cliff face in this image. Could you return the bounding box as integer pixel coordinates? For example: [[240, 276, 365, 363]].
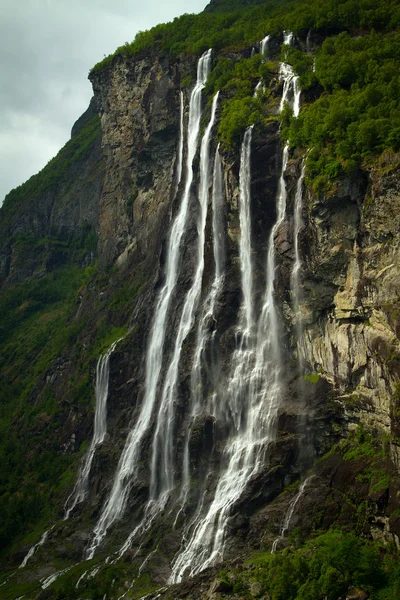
[[1, 30, 400, 600]]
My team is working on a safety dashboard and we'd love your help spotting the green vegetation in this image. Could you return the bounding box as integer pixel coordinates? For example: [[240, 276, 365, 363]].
[[224, 531, 400, 600], [1, 114, 100, 217], [303, 373, 320, 384], [285, 30, 400, 189], [87, 0, 400, 182], [0, 258, 94, 554], [89, 0, 400, 76]]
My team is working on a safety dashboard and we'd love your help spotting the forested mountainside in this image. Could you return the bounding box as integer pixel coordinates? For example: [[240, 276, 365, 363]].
[[1, 0, 400, 598]]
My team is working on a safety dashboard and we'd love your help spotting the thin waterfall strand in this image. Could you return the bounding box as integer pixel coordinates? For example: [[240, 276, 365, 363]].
[[86, 49, 212, 559], [291, 160, 306, 369], [176, 91, 184, 191], [19, 526, 55, 569], [238, 126, 255, 338], [260, 34, 270, 57], [64, 339, 120, 520], [271, 476, 314, 552]]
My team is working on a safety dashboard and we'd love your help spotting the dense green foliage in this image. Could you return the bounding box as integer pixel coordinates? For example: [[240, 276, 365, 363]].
[[88, 0, 400, 184], [0, 246, 95, 554], [285, 30, 400, 187], [228, 531, 400, 600], [89, 0, 400, 75]]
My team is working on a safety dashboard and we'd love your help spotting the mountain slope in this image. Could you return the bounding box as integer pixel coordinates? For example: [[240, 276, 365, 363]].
[[1, 0, 400, 598]]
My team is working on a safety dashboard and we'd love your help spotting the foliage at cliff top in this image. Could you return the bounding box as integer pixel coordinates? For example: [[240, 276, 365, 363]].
[[89, 0, 400, 75], [284, 29, 400, 187]]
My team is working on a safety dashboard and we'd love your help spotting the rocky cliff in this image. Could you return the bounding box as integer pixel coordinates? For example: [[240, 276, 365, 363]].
[[1, 3, 400, 599]]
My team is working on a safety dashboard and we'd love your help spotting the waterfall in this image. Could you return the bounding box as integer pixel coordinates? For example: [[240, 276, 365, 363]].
[[170, 127, 256, 582], [283, 30, 293, 46], [64, 340, 120, 520], [86, 49, 213, 559], [170, 48, 302, 580], [176, 91, 184, 191], [279, 63, 301, 116], [254, 80, 263, 97], [178, 145, 226, 516], [116, 91, 220, 561], [42, 565, 74, 589], [188, 146, 226, 424], [239, 126, 255, 337], [260, 34, 270, 57], [279, 32, 301, 117], [150, 90, 220, 500], [254, 35, 269, 97], [271, 475, 314, 552], [19, 526, 54, 569], [291, 160, 306, 370]]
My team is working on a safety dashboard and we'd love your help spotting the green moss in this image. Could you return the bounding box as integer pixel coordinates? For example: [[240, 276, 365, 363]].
[[240, 531, 393, 600], [303, 373, 321, 384]]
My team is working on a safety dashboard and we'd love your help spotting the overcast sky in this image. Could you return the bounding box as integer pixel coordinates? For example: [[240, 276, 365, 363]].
[[0, 0, 207, 205]]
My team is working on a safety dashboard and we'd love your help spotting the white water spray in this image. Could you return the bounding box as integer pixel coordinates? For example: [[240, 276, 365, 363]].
[[170, 51, 303, 578], [260, 34, 270, 57], [150, 90, 219, 499], [176, 91, 184, 192], [170, 127, 257, 582], [179, 145, 226, 508], [86, 50, 213, 559], [279, 32, 301, 117]]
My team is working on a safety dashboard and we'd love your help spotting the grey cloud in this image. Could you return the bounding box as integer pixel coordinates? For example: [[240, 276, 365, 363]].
[[0, 0, 206, 205]]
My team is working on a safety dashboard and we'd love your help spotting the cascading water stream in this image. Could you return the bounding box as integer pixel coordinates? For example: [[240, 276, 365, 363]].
[[279, 32, 301, 117], [238, 126, 255, 338], [64, 339, 120, 520], [254, 34, 270, 97], [291, 160, 306, 370], [86, 49, 212, 559], [150, 90, 220, 500], [271, 475, 314, 552], [170, 126, 256, 582], [176, 91, 184, 190], [180, 145, 226, 502], [20, 340, 119, 568], [283, 30, 293, 46], [170, 41, 303, 579], [114, 91, 220, 561], [260, 34, 270, 57], [19, 526, 55, 569]]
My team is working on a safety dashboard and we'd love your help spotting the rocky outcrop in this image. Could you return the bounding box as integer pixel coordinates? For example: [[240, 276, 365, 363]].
[[89, 53, 195, 267]]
